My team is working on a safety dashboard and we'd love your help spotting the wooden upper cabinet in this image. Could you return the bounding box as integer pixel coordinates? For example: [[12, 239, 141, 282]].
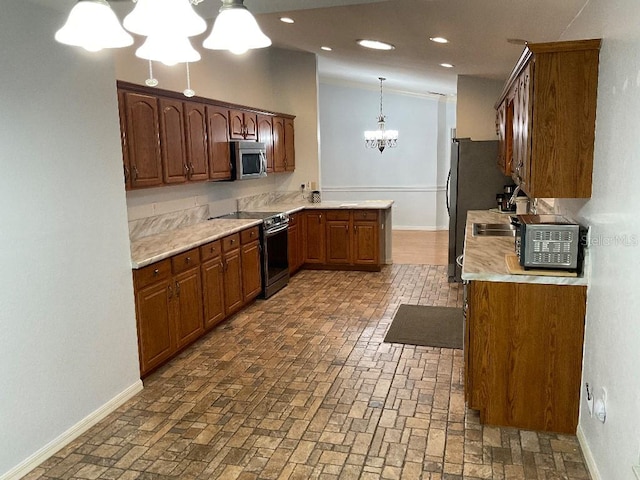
[[206, 105, 232, 180], [496, 90, 514, 177], [257, 114, 274, 173], [273, 117, 286, 172], [284, 118, 295, 171], [159, 98, 188, 184], [117, 91, 131, 189], [496, 39, 601, 198], [273, 116, 295, 172], [184, 101, 209, 181], [229, 109, 258, 140], [122, 91, 162, 188]]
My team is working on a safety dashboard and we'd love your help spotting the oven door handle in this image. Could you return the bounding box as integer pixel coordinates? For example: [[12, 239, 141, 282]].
[[265, 223, 289, 236]]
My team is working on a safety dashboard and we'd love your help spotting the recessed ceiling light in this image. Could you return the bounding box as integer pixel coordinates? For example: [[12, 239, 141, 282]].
[[440, 63, 454, 68], [280, 17, 294, 24], [357, 39, 395, 51], [429, 37, 449, 44], [321, 46, 333, 51]]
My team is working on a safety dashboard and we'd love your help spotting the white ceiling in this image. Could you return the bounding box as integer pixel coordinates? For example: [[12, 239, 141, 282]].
[[42, 0, 590, 95]]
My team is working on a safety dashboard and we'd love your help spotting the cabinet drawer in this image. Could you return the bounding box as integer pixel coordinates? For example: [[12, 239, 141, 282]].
[[222, 233, 240, 252], [134, 259, 171, 289], [326, 210, 350, 221], [200, 240, 222, 261], [241, 226, 260, 244], [171, 248, 200, 274], [353, 210, 378, 221]]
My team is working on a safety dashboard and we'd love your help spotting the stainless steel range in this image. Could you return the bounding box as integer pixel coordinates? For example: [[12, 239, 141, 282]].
[[214, 211, 290, 298]]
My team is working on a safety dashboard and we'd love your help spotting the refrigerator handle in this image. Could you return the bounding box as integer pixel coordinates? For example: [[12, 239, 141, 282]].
[[446, 168, 451, 216]]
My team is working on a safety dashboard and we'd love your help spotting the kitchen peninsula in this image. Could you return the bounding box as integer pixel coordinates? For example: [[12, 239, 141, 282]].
[[462, 210, 587, 434], [129, 195, 393, 377]]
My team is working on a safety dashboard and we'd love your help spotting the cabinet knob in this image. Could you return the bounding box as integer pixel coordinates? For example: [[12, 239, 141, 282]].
[[153, 269, 159, 276], [210, 247, 215, 253], [231, 239, 235, 244], [186, 257, 191, 263]]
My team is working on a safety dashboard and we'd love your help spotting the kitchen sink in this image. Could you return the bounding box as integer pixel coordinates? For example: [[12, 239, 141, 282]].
[[472, 223, 517, 237]]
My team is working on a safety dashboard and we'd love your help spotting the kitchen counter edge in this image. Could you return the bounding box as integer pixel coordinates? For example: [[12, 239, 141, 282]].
[[461, 210, 589, 286]]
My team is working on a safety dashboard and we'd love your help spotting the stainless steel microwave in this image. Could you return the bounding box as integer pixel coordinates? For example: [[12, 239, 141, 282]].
[[231, 141, 267, 180], [516, 214, 586, 272]]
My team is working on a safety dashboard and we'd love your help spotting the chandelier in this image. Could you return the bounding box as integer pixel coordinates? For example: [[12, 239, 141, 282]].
[[364, 77, 398, 153], [55, 0, 272, 62]]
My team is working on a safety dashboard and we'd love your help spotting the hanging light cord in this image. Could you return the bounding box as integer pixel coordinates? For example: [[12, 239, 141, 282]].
[[379, 77, 385, 119]]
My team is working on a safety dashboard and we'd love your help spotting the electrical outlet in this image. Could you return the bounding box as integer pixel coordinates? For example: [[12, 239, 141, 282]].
[[585, 383, 594, 417]]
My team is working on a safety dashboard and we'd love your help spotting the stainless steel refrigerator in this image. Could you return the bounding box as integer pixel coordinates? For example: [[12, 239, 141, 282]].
[[447, 138, 509, 282]]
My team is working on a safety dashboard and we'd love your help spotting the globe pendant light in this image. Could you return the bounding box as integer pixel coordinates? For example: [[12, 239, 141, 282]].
[[55, 0, 133, 52], [203, 0, 271, 55], [123, 0, 207, 37]]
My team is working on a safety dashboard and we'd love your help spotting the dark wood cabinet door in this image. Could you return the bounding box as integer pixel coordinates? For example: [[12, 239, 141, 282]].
[[467, 280, 586, 434], [202, 258, 225, 330], [230, 109, 258, 140], [184, 101, 209, 181], [173, 267, 204, 349], [244, 113, 258, 140], [223, 249, 243, 315], [326, 221, 351, 265], [257, 114, 274, 173], [272, 117, 286, 172], [284, 118, 295, 171], [303, 211, 325, 263], [241, 241, 262, 302], [117, 91, 131, 189], [159, 98, 188, 184], [229, 109, 246, 140], [512, 63, 532, 194], [353, 222, 379, 265], [288, 222, 300, 274], [206, 105, 232, 180], [135, 280, 173, 375], [124, 91, 162, 188]]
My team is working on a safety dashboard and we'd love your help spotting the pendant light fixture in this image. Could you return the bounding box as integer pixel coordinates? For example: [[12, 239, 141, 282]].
[[54, 0, 133, 52], [364, 77, 398, 153], [203, 0, 272, 55]]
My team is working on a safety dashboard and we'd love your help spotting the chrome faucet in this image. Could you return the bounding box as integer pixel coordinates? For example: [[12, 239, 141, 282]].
[[508, 184, 521, 206]]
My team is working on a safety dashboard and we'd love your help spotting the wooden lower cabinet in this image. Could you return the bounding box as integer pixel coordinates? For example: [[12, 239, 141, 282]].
[[134, 250, 204, 376], [287, 212, 304, 274], [241, 227, 262, 303], [133, 226, 263, 377], [135, 278, 174, 374], [222, 234, 243, 316], [303, 211, 326, 264], [200, 240, 225, 330], [301, 209, 381, 270], [466, 280, 587, 434]]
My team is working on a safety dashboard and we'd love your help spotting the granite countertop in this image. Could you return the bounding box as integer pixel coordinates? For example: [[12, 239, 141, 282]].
[[245, 199, 394, 215], [130, 200, 394, 269], [461, 210, 588, 286], [131, 218, 262, 269]]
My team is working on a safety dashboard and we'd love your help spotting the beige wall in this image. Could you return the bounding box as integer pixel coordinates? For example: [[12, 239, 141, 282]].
[[455, 75, 504, 140], [114, 45, 320, 219]]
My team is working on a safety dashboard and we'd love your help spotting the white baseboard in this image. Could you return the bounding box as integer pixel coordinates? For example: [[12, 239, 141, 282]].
[[577, 424, 601, 480], [1, 380, 143, 480]]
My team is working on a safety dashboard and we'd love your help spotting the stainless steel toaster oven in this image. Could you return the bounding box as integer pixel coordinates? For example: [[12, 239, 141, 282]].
[[515, 214, 585, 271]]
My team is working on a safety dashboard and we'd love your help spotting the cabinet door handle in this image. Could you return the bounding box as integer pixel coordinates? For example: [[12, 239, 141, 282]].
[[230, 239, 235, 245], [189, 163, 195, 174], [175, 281, 181, 297], [168, 284, 173, 299], [133, 165, 139, 181], [184, 164, 189, 174], [210, 246, 215, 254], [123, 165, 129, 184]]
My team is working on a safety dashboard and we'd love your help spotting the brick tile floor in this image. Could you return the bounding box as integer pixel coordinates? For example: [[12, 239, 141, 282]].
[[25, 265, 591, 479]]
